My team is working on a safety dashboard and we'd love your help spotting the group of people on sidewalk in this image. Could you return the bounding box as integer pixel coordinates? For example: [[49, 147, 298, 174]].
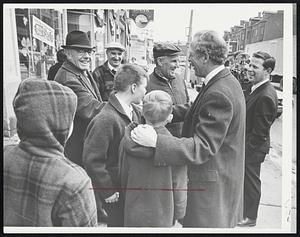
[[4, 29, 278, 228]]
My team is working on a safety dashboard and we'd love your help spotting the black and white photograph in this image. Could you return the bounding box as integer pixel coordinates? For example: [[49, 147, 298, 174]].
[[3, 2, 296, 234]]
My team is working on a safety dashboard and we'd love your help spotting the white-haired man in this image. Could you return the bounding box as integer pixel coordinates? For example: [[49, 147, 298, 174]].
[[131, 30, 246, 228]]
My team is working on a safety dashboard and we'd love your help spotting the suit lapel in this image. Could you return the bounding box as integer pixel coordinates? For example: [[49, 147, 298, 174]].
[[246, 81, 270, 105], [86, 71, 102, 101], [62, 61, 101, 100], [77, 74, 99, 99], [187, 68, 231, 118]]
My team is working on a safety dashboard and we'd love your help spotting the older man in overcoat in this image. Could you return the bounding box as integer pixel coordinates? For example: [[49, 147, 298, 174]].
[[54, 31, 107, 224], [55, 30, 105, 167], [131, 30, 246, 228]]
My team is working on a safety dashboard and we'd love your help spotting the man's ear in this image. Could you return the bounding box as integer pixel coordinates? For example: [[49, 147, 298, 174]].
[[131, 83, 137, 93], [266, 67, 272, 74], [157, 57, 164, 66], [203, 51, 209, 63]]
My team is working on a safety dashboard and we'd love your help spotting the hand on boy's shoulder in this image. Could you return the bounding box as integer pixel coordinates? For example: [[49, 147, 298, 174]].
[[131, 124, 157, 148]]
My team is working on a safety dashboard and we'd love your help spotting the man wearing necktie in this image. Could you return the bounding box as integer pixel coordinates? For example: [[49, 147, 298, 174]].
[[237, 52, 278, 227], [130, 30, 246, 228], [93, 42, 126, 101], [54, 31, 107, 224], [83, 64, 148, 227]]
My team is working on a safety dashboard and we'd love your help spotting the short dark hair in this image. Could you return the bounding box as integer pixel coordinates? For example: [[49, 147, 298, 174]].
[[252, 51, 276, 72], [57, 49, 67, 63], [143, 90, 173, 124], [114, 64, 148, 92]]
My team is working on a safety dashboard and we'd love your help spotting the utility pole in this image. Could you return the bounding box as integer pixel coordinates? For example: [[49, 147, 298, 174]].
[[184, 9, 193, 82]]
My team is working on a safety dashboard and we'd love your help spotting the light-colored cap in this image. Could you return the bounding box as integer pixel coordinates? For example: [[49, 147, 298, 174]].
[[105, 42, 126, 52]]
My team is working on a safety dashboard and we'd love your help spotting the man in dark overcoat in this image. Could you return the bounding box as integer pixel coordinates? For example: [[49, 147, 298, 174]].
[[237, 51, 278, 227], [131, 30, 246, 228], [54, 31, 107, 223], [55, 30, 105, 167]]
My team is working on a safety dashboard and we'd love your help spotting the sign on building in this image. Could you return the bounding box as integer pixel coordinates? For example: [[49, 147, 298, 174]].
[[129, 10, 154, 28], [32, 15, 55, 47]]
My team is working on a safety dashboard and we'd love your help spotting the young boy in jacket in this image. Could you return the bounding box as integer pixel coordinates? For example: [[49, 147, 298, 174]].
[[119, 90, 187, 227], [83, 64, 148, 227]]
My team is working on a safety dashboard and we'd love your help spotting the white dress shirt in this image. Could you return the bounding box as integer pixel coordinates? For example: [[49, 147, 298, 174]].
[[251, 79, 269, 93], [108, 63, 119, 73], [204, 65, 225, 86], [115, 94, 133, 120]]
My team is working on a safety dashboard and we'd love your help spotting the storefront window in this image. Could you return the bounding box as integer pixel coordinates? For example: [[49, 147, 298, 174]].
[[15, 8, 63, 80]]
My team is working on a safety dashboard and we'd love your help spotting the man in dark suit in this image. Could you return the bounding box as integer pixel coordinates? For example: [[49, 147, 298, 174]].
[[131, 30, 246, 228], [237, 51, 278, 227], [54, 30, 107, 223]]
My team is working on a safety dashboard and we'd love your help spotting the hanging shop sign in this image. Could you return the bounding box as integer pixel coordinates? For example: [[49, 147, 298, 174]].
[[32, 15, 55, 47], [129, 10, 154, 28]]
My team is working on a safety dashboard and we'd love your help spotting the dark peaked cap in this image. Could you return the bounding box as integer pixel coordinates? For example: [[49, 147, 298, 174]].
[[153, 43, 181, 58]]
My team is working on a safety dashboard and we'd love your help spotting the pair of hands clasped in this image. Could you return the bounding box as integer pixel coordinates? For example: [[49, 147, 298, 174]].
[[105, 192, 120, 203]]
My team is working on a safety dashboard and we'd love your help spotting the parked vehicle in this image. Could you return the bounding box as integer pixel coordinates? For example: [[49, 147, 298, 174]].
[[275, 88, 283, 118]]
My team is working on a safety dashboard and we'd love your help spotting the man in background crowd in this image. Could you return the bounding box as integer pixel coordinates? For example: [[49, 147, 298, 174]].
[[237, 51, 278, 227], [147, 42, 189, 138], [47, 49, 67, 81], [93, 42, 126, 101]]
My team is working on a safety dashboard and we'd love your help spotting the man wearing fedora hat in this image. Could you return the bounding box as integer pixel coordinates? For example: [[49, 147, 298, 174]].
[[54, 30, 107, 223], [92, 42, 126, 101]]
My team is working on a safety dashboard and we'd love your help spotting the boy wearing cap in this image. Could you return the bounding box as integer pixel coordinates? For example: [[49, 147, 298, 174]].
[[119, 90, 187, 227], [93, 42, 126, 101], [148, 43, 189, 138], [4, 79, 97, 226]]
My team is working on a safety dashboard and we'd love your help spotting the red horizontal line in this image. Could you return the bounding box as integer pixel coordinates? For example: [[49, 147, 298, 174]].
[[89, 188, 206, 192]]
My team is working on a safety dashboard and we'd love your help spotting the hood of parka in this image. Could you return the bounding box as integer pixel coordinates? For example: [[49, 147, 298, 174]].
[[13, 78, 77, 153]]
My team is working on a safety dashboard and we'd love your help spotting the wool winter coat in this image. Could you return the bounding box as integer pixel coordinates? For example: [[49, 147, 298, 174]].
[[55, 60, 105, 166], [153, 68, 246, 227], [147, 68, 189, 137], [119, 122, 187, 227], [83, 93, 143, 200], [4, 79, 97, 226]]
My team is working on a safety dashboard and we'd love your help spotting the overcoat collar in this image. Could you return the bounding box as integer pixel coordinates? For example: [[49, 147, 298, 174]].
[[108, 93, 140, 122], [246, 81, 271, 103], [190, 68, 231, 113], [62, 60, 100, 100], [103, 61, 116, 76]]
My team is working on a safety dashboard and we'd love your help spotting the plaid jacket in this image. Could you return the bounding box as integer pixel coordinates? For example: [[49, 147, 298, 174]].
[[4, 79, 97, 226]]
